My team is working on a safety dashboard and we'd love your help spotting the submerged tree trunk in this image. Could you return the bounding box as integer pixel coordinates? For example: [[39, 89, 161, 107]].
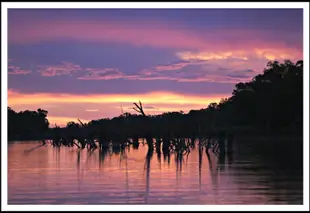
[[146, 136, 154, 151], [155, 137, 161, 152], [162, 136, 170, 153], [132, 136, 139, 149], [133, 101, 154, 150], [218, 131, 226, 163], [190, 136, 196, 148]]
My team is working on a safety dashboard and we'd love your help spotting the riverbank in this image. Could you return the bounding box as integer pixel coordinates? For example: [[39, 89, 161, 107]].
[[8, 127, 303, 143]]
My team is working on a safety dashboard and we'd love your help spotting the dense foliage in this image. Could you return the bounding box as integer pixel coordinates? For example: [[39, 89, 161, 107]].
[[8, 108, 49, 140]]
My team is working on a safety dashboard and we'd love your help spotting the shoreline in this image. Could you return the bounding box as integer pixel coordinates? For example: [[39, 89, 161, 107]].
[[8, 133, 303, 143]]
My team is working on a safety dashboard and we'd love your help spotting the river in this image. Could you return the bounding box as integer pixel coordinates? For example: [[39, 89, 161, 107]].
[[8, 138, 303, 204]]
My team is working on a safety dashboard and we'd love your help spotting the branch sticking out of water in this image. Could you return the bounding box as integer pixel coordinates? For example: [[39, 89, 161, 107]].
[[133, 100, 146, 116]]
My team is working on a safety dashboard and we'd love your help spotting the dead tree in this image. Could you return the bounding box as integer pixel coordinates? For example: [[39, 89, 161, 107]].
[[133, 101, 154, 150]]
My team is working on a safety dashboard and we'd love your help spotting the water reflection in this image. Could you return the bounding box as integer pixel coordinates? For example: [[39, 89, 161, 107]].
[[8, 139, 303, 204], [144, 148, 153, 204]]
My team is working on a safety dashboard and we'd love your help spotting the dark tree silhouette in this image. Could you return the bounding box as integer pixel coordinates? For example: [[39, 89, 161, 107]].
[[8, 107, 49, 141], [8, 60, 303, 145]]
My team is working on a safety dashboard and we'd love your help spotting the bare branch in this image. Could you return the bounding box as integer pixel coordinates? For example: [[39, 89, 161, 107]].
[[133, 107, 141, 114], [77, 119, 86, 127], [133, 101, 146, 116], [120, 105, 124, 114], [133, 102, 141, 110]]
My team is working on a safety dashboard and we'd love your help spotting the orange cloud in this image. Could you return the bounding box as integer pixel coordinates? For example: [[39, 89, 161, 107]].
[[176, 49, 301, 63]]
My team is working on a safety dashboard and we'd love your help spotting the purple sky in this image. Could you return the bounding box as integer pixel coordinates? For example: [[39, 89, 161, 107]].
[[7, 9, 303, 126]]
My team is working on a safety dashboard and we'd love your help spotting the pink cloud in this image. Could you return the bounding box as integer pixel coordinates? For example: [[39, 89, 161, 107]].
[[8, 19, 302, 56], [133, 58, 257, 83], [77, 68, 127, 80], [38, 61, 82, 76], [77, 65, 254, 84], [8, 65, 32, 75], [51, 57, 258, 83], [85, 109, 99, 112], [153, 61, 194, 72], [8, 20, 204, 48], [139, 59, 207, 77], [27, 56, 299, 84], [130, 73, 253, 84]]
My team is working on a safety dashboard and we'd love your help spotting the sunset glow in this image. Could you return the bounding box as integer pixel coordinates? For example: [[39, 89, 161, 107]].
[[7, 9, 303, 126], [8, 89, 226, 126]]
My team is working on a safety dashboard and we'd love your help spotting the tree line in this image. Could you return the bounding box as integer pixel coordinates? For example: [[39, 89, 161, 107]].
[[8, 108, 49, 141], [8, 60, 303, 142]]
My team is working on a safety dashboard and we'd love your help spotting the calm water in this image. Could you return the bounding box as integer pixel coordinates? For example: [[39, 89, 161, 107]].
[[8, 138, 303, 204]]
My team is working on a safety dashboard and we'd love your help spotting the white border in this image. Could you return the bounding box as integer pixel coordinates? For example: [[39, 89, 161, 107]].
[[1, 2, 9, 212], [1, 2, 309, 9], [303, 2, 310, 210], [2, 2, 309, 212]]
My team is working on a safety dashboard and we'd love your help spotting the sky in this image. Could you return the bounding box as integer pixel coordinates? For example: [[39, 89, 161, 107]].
[[7, 9, 303, 126]]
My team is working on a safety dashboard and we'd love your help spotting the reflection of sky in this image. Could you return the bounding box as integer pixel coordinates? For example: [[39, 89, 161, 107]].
[[8, 9, 303, 126], [8, 141, 302, 204]]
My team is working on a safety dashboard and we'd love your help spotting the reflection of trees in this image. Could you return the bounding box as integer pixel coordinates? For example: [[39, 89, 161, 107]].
[[227, 133, 234, 168], [40, 132, 301, 205], [198, 143, 203, 191], [157, 147, 161, 170], [125, 148, 129, 204], [144, 148, 153, 204], [23, 143, 46, 155], [99, 148, 108, 170], [77, 149, 81, 191], [163, 149, 171, 166], [258, 139, 302, 203], [55, 146, 60, 171], [205, 144, 219, 190], [175, 152, 183, 177]]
